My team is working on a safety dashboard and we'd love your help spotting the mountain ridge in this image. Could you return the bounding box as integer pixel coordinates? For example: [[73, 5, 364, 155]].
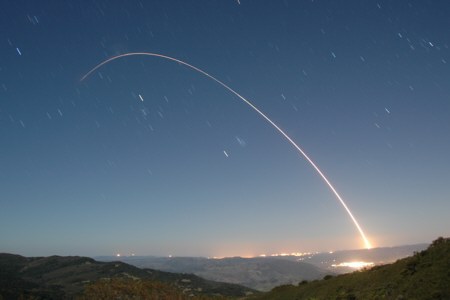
[[250, 237, 450, 299], [0, 253, 256, 299], [97, 242, 427, 291]]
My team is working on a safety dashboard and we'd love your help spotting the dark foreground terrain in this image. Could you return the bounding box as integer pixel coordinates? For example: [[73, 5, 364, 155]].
[[99, 243, 426, 291], [1, 237, 448, 299], [251, 237, 450, 300], [98, 255, 330, 292], [0, 253, 256, 299]]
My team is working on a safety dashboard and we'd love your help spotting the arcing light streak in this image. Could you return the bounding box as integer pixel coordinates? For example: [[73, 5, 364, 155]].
[[81, 52, 372, 249]]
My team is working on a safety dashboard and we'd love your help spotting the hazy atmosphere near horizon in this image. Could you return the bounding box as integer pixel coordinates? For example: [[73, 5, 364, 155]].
[[1, 0, 449, 258]]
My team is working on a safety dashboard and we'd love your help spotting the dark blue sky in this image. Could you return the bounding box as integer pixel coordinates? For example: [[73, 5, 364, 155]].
[[1, 0, 449, 257]]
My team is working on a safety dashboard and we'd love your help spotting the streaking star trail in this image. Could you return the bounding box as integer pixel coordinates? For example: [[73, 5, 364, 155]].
[[81, 52, 373, 249]]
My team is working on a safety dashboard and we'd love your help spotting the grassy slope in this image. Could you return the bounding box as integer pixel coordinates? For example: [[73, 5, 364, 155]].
[[252, 237, 450, 300], [0, 254, 256, 299], [78, 278, 225, 300]]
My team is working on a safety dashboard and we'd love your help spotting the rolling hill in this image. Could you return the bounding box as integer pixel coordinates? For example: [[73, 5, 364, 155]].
[[0, 253, 256, 299], [97, 243, 426, 291], [98, 255, 330, 291], [250, 237, 450, 299], [0, 240, 442, 299]]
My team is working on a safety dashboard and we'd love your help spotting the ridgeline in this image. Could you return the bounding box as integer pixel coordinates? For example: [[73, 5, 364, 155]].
[[251, 237, 450, 300], [1, 237, 448, 299], [0, 253, 256, 299]]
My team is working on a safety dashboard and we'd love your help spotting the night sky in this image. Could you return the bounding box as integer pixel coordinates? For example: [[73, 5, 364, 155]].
[[1, 1, 449, 257]]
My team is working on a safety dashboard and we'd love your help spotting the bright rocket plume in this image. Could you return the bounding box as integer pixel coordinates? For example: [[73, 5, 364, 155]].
[[81, 52, 373, 250]]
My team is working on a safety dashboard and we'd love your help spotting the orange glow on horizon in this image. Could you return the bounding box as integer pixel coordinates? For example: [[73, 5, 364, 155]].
[[82, 52, 373, 255]]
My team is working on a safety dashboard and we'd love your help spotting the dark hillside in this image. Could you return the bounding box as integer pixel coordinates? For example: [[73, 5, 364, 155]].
[[252, 237, 450, 300], [0, 253, 256, 299]]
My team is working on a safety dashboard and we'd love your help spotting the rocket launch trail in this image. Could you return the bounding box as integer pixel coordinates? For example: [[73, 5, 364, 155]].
[[81, 52, 372, 249]]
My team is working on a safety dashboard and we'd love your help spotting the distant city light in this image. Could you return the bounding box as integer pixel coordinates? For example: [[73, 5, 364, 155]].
[[332, 261, 374, 269]]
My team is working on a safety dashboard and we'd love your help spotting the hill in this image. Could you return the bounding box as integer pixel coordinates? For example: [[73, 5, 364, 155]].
[[250, 237, 450, 300], [98, 255, 330, 291], [297, 243, 428, 273], [0, 253, 256, 299], [97, 243, 426, 291]]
